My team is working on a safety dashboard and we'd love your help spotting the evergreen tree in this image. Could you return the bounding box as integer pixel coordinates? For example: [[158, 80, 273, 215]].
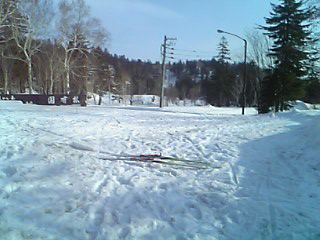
[[260, 0, 313, 112], [304, 79, 320, 103], [207, 37, 235, 106], [217, 36, 231, 63]]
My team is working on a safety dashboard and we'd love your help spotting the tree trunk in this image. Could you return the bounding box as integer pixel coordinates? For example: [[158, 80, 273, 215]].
[[27, 57, 33, 94], [44, 70, 49, 94], [49, 65, 54, 94], [65, 64, 70, 94], [3, 69, 9, 94], [1, 51, 9, 94], [63, 51, 69, 94]]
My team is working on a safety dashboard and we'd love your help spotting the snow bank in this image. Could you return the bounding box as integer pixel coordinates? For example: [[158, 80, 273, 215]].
[[291, 100, 312, 110]]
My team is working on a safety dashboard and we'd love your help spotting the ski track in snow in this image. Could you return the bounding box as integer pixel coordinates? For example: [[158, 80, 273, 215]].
[[0, 102, 320, 240]]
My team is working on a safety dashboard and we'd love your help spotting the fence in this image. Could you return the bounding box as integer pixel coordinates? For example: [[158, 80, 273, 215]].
[[0, 94, 80, 105]]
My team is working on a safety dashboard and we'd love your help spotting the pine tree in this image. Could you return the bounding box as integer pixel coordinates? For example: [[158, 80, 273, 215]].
[[207, 37, 235, 106], [217, 36, 231, 63], [260, 0, 313, 112]]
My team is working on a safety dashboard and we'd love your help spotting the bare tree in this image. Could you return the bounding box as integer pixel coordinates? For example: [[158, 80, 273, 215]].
[[46, 42, 65, 94], [0, 48, 14, 93], [231, 74, 243, 105], [246, 29, 273, 69], [9, 0, 53, 93], [57, 0, 109, 94], [0, 0, 18, 93], [32, 40, 64, 94], [0, 0, 16, 31], [246, 29, 273, 105]]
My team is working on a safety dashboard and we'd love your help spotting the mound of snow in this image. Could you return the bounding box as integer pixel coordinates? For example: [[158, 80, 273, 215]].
[[70, 142, 94, 152], [291, 100, 311, 110]]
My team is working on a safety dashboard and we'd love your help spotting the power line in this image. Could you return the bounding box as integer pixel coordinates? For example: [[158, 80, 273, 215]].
[[167, 47, 215, 60], [168, 56, 196, 61], [169, 52, 214, 59], [168, 47, 216, 55], [167, 56, 217, 63]]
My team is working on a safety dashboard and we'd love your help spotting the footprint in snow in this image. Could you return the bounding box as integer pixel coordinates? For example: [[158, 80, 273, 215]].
[[2, 166, 17, 178], [186, 202, 203, 220], [119, 226, 131, 239]]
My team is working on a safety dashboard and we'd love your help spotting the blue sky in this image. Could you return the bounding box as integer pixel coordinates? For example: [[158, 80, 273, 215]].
[[85, 0, 279, 62]]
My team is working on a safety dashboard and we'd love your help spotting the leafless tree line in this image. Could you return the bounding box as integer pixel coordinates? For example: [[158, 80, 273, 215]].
[[0, 0, 109, 95]]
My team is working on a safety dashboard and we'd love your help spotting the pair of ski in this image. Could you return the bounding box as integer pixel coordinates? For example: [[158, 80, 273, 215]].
[[98, 153, 221, 170]]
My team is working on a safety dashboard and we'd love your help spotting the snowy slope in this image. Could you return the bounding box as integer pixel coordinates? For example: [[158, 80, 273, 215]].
[[0, 101, 319, 240]]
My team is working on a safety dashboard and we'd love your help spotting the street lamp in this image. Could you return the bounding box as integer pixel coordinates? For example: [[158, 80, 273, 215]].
[[217, 29, 247, 115]]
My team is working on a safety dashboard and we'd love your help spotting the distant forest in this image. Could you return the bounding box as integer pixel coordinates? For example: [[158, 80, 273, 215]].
[[1, 0, 320, 111]]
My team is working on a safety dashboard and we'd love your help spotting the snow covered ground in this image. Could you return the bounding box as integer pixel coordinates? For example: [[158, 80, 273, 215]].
[[0, 101, 319, 240]]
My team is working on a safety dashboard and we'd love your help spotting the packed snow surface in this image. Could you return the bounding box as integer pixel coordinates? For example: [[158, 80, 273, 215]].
[[0, 101, 319, 240]]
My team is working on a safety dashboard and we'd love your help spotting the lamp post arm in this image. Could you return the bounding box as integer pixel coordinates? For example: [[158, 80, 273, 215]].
[[217, 29, 247, 115], [217, 29, 246, 42]]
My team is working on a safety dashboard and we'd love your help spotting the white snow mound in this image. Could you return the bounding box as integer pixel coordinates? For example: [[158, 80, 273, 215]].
[[70, 142, 95, 152], [292, 100, 311, 110]]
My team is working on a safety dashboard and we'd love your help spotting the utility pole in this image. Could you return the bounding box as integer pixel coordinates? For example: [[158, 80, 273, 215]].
[[160, 35, 176, 108]]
